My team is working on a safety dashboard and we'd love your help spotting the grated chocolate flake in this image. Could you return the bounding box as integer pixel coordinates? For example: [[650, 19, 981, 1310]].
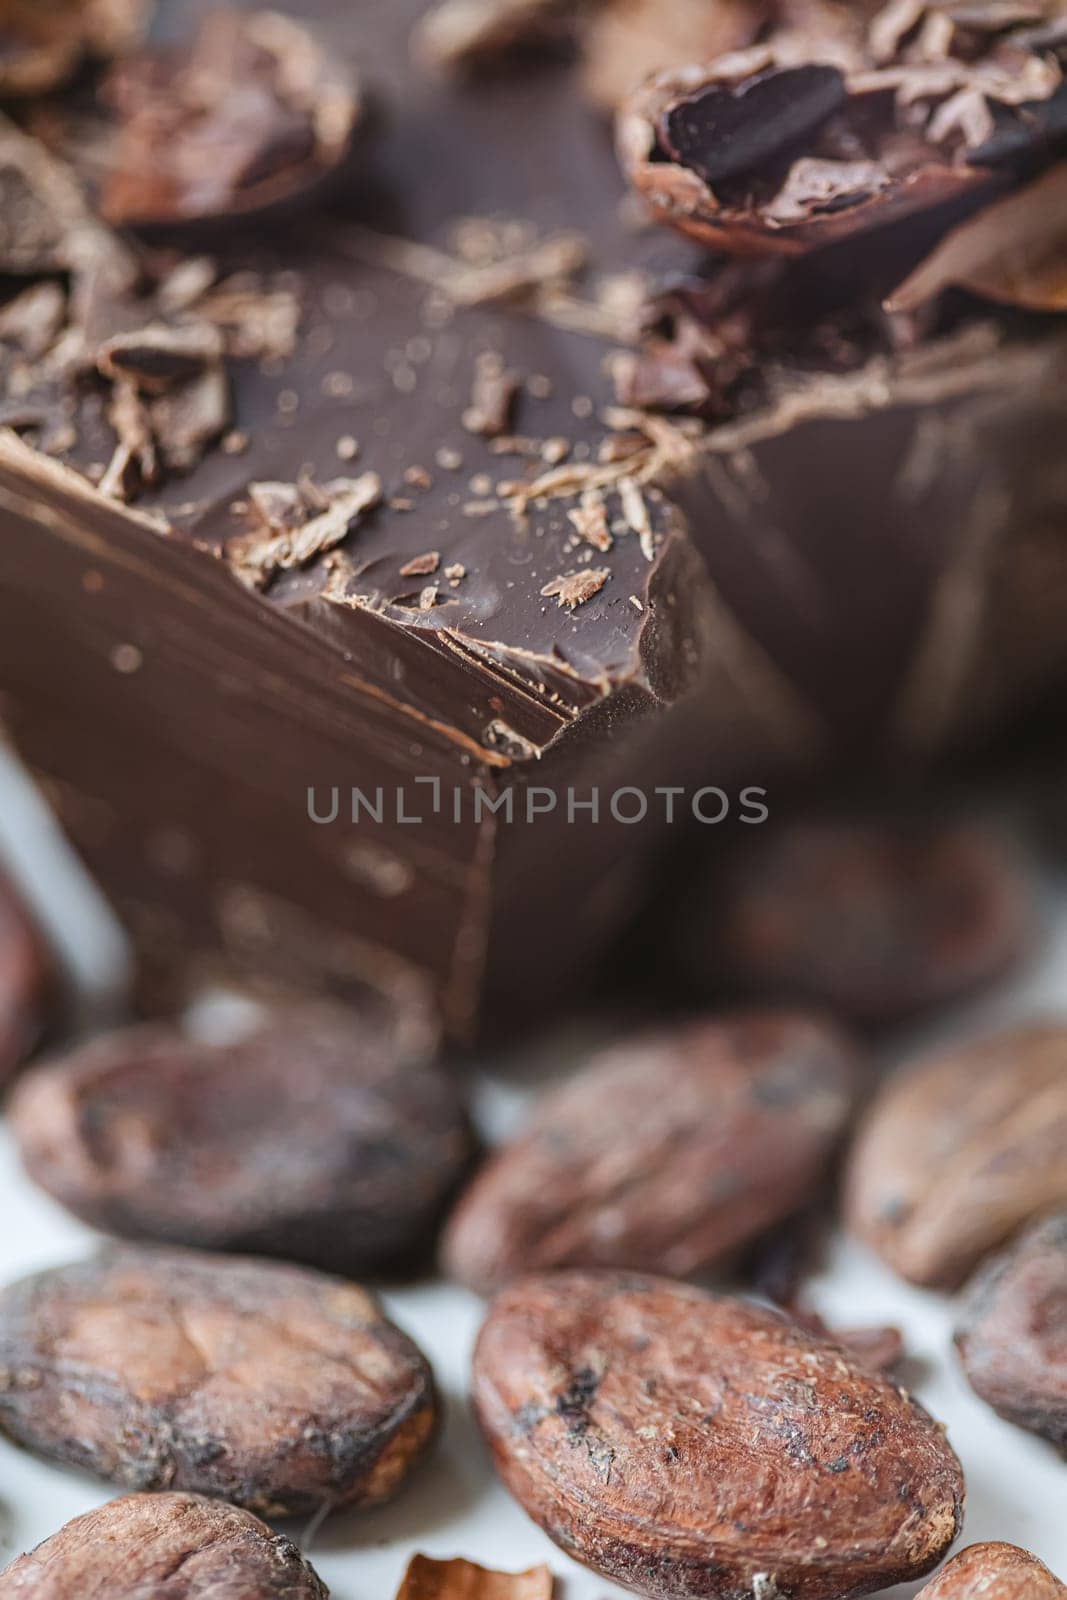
[[227, 473, 383, 591], [540, 567, 611, 610]]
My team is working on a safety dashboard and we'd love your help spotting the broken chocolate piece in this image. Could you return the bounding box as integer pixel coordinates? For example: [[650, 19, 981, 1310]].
[[90, 9, 364, 227], [397, 1556, 553, 1600]]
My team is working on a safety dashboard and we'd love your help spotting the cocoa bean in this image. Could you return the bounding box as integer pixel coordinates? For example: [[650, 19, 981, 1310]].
[[846, 1023, 1067, 1287], [914, 1541, 1066, 1599], [0, 1246, 438, 1516], [443, 1012, 858, 1294], [472, 1269, 965, 1600], [0, 1492, 328, 1598], [684, 819, 1033, 1028], [9, 1004, 474, 1274], [955, 1212, 1067, 1452]]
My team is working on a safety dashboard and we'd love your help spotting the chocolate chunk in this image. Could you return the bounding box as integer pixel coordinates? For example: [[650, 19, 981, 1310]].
[[10, 1002, 473, 1273], [0, 1247, 439, 1516], [0, 1492, 329, 1599], [956, 1212, 1067, 1451]]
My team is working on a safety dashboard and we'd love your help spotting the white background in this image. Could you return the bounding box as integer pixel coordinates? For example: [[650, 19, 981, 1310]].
[[0, 750, 1062, 1598]]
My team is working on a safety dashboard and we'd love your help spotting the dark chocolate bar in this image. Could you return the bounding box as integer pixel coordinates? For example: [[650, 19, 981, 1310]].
[[2, 0, 1066, 1037]]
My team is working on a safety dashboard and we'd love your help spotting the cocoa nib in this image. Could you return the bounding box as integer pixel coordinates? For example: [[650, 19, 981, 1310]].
[[92, 10, 363, 227], [683, 818, 1033, 1028], [915, 1542, 1067, 1599], [955, 1212, 1067, 1452], [442, 1012, 858, 1295], [10, 1003, 474, 1275], [0, 1492, 328, 1599], [397, 1555, 553, 1600], [0, 1247, 439, 1516], [618, 5, 1067, 255], [846, 1024, 1067, 1288], [473, 1271, 964, 1600]]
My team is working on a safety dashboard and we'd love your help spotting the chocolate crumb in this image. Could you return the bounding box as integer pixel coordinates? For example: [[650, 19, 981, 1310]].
[[463, 351, 520, 437], [540, 567, 610, 609], [399, 552, 442, 578]]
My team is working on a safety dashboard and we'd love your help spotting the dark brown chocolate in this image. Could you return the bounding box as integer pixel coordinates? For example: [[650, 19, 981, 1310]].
[[2, 0, 1067, 1038]]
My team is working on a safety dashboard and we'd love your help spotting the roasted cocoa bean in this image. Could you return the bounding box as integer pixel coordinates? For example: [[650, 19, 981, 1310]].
[[443, 1012, 858, 1294], [0, 1247, 438, 1516], [472, 1270, 965, 1600], [9, 1003, 474, 1273], [683, 819, 1033, 1028], [0, 1492, 328, 1598], [0, 875, 53, 1086], [846, 1023, 1067, 1287], [914, 1542, 1066, 1599], [955, 1212, 1067, 1452]]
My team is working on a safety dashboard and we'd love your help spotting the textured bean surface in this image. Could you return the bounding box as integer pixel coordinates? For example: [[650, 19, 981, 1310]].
[[0, 1492, 328, 1598], [444, 1012, 858, 1294], [915, 1541, 1066, 1599], [956, 1213, 1067, 1452], [473, 1271, 965, 1600], [691, 821, 1031, 1027], [0, 1247, 438, 1516], [846, 1024, 1067, 1286], [0, 876, 52, 1086], [9, 1004, 473, 1272]]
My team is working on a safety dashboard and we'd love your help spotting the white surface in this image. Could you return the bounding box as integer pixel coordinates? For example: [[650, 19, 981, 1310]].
[[0, 761, 1063, 1596]]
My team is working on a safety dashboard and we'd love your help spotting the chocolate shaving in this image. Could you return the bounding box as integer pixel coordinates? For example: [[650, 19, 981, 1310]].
[[227, 473, 383, 591], [887, 160, 1067, 312], [399, 551, 442, 577], [97, 322, 224, 394], [398, 1556, 553, 1600], [567, 490, 613, 552], [94, 9, 362, 226], [541, 567, 611, 609], [464, 352, 520, 436], [0, 282, 67, 361]]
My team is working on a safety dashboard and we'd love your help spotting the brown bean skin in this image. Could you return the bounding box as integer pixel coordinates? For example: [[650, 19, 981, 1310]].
[[846, 1024, 1067, 1287], [472, 1270, 965, 1600], [915, 1542, 1066, 1599], [0, 1247, 438, 1517], [955, 1213, 1067, 1452], [0, 876, 53, 1086], [0, 1493, 329, 1598], [685, 821, 1032, 1029], [443, 1012, 859, 1295], [9, 1004, 474, 1274]]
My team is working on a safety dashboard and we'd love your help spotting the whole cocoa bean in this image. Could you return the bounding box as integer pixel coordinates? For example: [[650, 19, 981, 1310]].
[[0, 1492, 328, 1598], [846, 1024, 1067, 1287], [443, 1012, 858, 1294], [0, 874, 53, 1086], [914, 1542, 1066, 1599], [0, 1246, 438, 1516], [9, 1003, 474, 1273], [472, 1270, 965, 1600], [685, 820, 1032, 1028], [955, 1213, 1067, 1452]]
